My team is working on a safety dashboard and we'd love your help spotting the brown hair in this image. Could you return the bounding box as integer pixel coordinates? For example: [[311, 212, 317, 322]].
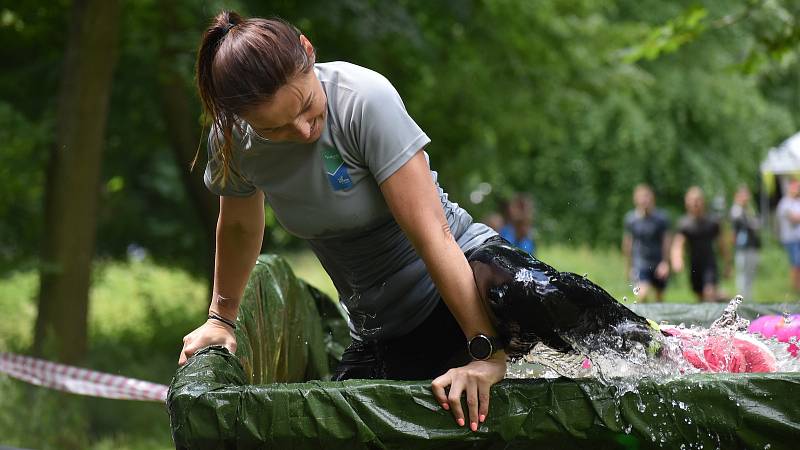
[[195, 10, 315, 185]]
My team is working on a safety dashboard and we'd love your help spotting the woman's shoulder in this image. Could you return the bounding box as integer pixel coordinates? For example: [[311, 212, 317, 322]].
[[207, 119, 252, 153], [317, 61, 399, 101]]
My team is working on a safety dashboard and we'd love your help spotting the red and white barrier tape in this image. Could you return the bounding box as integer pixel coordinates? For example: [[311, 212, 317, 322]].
[[0, 352, 168, 403]]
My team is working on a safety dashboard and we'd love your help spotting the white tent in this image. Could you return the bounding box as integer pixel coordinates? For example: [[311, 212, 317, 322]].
[[759, 131, 800, 229], [761, 131, 800, 176]]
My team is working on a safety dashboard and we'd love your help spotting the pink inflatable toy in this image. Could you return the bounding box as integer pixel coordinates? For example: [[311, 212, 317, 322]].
[[748, 314, 800, 357], [661, 326, 777, 373]]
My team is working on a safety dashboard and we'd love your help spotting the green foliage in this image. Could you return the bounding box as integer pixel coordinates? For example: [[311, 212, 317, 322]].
[[622, 1, 800, 72], [0, 379, 91, 449], [0, 103, 48, 272], [621, 6, 708, 63], [0, 0, 798, 265], [0, 259, 205, 449]]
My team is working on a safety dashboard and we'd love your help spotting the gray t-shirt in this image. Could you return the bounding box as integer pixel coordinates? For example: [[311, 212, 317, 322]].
[[205, 61, 495, 340], [777, 196, 800, 244]]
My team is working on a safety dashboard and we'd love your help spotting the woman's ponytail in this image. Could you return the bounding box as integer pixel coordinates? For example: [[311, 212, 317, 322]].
[[193, 11, 312, 186]]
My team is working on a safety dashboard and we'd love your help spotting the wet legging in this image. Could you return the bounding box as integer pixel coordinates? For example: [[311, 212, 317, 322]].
[[333, 236, 656, 381]]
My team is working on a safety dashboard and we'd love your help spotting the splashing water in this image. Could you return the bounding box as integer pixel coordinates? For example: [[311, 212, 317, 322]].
[[507, 296, 800, 394]]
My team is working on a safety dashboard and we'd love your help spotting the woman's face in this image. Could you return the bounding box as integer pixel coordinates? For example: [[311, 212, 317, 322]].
[[242, 64, 327, 144], [734, 188, 750, 205]]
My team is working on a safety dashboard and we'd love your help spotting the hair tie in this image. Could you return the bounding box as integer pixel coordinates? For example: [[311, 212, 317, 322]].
[[222, 22, 235, 36]]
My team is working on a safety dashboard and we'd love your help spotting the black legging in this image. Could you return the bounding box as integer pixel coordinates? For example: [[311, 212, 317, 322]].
[[334, 236, 656, 381]]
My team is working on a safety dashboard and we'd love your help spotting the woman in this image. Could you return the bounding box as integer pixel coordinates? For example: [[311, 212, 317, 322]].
[[729, 185, 760, 300], [178, 12, 768, 431], [179, 11, 504, 431]]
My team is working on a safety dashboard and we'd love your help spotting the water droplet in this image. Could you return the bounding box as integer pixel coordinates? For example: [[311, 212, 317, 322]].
[[622, 296, 628, 303], [633, 285, 641, 296], [582, 273, 588, 278]]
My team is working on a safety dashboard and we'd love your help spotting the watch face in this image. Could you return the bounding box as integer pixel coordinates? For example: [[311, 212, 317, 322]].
[[469, 335, 492, 360]]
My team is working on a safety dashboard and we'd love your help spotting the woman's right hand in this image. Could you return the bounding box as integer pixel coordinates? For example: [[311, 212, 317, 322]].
[[178, 319, 237, 366]]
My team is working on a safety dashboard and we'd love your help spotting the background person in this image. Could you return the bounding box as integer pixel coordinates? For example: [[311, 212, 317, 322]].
[[480, 212, 505, 233], [671, 186, 729, 302], [729, 184, 761, 300], [622, 184, 671, 302], [499, 193, 536, 256], [776, 180, 800, 293]]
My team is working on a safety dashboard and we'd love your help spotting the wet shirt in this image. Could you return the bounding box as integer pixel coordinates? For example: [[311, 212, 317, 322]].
[[204, 61, 495, 340], [776, 196, 800, 244], [676, 215, 720, 268], [624, 209, 669, 270]]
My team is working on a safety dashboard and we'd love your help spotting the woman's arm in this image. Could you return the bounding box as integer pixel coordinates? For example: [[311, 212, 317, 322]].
[[379, 150, 506, 431], [178, 191, 265, 366], [670, 232, 686, 273]]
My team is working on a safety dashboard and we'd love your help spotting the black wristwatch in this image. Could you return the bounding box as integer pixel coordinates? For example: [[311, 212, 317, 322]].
[[467, 334, 501, 360]]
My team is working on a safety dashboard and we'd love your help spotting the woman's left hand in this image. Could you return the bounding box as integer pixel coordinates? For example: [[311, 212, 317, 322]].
[[431, 351, 507, 431]]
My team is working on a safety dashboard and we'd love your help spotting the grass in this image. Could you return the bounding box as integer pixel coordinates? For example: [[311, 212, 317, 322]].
[[285, 240, 800, 305], [538, 240, 799, 304], [0, 258, 207, 450], [0, 242, 797, 449]]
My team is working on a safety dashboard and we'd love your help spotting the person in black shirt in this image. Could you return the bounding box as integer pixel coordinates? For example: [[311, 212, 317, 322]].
[[671, 187, 729, 302], [622, 184, 671, 302]]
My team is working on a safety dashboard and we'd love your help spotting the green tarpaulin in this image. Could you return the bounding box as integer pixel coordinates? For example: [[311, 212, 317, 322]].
[[168, 255, 800, 449], [231, 254, 325, 384]]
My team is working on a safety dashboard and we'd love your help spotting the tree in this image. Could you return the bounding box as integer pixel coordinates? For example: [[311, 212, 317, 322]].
[[157, 2, 219, 284], [33, 0, 121, 364]]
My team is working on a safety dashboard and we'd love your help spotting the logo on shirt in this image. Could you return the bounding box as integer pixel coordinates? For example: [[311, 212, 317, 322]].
[[321, 146, 353, 191]]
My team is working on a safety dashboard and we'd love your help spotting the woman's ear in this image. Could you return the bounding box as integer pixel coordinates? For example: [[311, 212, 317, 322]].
[[299, 35, 316, 63]]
